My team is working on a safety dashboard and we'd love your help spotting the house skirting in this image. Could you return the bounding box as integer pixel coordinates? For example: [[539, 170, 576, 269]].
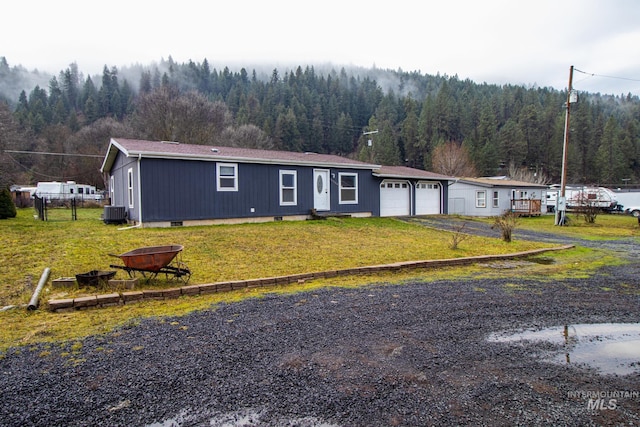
[[138, 212, 373, 228]]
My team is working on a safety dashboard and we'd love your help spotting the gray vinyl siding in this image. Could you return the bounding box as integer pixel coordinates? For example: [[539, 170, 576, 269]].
[[448, 182, 543, 217], [448, 182, 503, 217], [138, 158, 379, 222], [332, 169, 380, 216], [109, 151, 139, 221]]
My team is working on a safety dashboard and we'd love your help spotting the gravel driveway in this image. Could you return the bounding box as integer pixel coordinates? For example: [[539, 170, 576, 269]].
[[0, 218, 639, 426]]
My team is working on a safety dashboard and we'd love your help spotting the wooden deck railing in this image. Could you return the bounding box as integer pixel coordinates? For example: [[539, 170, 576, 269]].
[[511, 199, 542, 216]]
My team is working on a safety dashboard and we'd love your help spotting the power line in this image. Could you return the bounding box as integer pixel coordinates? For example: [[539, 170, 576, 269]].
[[574, 68, 640, 83], [3, 153, 101, 180], [4, 150, 104, 158]]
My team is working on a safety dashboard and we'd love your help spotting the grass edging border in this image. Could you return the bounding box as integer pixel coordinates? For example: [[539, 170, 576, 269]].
[[47, 245, 574, 312]]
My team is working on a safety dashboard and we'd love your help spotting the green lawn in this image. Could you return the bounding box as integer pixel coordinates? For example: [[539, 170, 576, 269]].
[[0, 207, 635, 351]]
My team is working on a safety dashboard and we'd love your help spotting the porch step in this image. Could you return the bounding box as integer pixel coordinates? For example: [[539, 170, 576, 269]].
[[310, 209, 352, 220]]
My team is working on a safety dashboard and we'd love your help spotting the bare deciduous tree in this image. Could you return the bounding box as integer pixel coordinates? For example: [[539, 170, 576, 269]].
[[430, 141, 477, 177], [132, 87, 232, 145], [507, 161, 551, 184], [0, 102, 24, 188], [220, 124, 274, 150], [67, 118, 137, 186]]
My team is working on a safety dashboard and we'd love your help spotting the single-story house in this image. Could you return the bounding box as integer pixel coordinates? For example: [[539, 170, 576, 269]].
[[100, 138, 451, 227], [448, 177, 548, 217], [374, 166, 451, 216]]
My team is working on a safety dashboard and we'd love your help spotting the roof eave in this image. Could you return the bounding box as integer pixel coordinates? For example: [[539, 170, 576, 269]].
[[373, 172, 452, 180], [100, 138, 129, 173], [121, 150, 380, 170], [456, 179, 548, 188]]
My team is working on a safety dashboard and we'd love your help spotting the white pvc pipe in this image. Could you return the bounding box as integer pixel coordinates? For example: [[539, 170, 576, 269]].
[[27, 267, 50, 311]]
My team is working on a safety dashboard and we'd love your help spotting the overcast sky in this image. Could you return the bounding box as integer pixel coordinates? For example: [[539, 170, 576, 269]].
[[3, 0, 640, 95]]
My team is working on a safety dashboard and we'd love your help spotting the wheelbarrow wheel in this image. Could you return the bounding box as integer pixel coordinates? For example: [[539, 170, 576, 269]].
[[174, 262, 191, 284]]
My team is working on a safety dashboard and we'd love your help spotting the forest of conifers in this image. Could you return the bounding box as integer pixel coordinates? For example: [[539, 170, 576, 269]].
[[1, 56, 639, 190]]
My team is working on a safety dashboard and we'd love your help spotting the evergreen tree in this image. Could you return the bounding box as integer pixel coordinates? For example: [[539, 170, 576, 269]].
[[498, 118, 527, 168], [139, 71, 152, 94], [27, 85, 49, 131], [274, 108, 302, 151], [120, 80, 134, 116], [417, 94, 435, 168], [334, 112, 354, 154], [48, 76, 66, 124], [14, 91, 29, 128], [81, 76, 98, 112], [433, 80, 456, 141], [400, 97, 421, 168], [4, 58, 640, 185], [367, 118, 400, 165], [0, 188, 17, 219], [61, 63, 80, 111]]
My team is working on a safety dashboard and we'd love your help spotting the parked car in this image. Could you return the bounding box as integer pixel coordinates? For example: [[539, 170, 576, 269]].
[[624, 205, 640, 217]]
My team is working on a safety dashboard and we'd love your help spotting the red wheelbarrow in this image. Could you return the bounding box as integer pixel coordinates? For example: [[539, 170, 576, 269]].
[[110, 245, 191, 283]]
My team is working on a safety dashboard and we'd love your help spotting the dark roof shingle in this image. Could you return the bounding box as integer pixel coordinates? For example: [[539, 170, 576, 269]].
[[102, 138, 380, 172]]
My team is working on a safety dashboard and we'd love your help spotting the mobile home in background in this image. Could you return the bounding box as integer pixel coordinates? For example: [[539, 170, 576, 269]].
[[546, 185, 620, 213], [34, 181, 103, 201]]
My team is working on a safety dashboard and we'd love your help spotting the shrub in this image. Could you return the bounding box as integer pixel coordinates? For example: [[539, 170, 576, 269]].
[[493, 211, 519, 242], [575, 202, 599, 224], [449, 221, 471, 249], [0, 188, 17, 219]]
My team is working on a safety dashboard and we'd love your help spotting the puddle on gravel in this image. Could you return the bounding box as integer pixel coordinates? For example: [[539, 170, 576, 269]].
[[488, 323, 640, 375]]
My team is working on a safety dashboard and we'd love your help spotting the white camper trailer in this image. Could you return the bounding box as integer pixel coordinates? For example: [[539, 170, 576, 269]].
[[547, 185, 620, 213], [35, 181, 102, 201]]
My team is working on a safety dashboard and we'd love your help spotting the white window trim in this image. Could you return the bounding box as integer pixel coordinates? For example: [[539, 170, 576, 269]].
[[476, 190, 486, 208], [110, 176, 115, 202], [127, 168, 134, 208], [279, 170, 297, 206], [217, 163, 238, 192], [339, 172, 358, 204]]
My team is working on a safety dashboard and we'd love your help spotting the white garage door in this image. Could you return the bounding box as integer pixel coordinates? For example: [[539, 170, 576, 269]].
[[416, 181, 441, 215], [380, 180, 410, 216]]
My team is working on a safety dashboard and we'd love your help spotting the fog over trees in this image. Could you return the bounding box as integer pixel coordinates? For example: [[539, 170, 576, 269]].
[[1, 56, 639, 189]]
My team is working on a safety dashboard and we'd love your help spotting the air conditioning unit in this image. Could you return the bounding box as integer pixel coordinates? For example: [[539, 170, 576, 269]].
[[103, 206, 127, 224]]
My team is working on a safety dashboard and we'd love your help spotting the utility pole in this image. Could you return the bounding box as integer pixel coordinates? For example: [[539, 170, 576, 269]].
[[363, 129, 378, 163], [556, 66, 574, 226]]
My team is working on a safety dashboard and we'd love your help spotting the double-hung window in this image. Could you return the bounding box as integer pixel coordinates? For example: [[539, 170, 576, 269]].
[[279, 170, 297, 206], [217, 163, 238, 191], [492, 191, 500, 208], [339, 173, 358, 204], [127, 168, 134, 208], [110, 176, 115, 203], [476, 190, 486, 208]]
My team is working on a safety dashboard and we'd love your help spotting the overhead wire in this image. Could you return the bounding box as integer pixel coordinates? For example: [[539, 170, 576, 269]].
[[3, 151, 102, 181], [574, 68, 640, 83], [573, 68, 640, 94]]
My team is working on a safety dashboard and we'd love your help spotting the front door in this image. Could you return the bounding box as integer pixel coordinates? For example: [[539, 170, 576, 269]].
[[313, 169, 330, 211]]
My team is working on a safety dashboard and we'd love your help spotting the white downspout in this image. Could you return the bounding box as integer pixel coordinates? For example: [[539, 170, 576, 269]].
[[137, 154, 143, 227]]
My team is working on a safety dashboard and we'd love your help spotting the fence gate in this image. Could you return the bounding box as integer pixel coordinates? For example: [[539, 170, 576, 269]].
[[34, 196, 47, 221], [33, 196, 77, 221]]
